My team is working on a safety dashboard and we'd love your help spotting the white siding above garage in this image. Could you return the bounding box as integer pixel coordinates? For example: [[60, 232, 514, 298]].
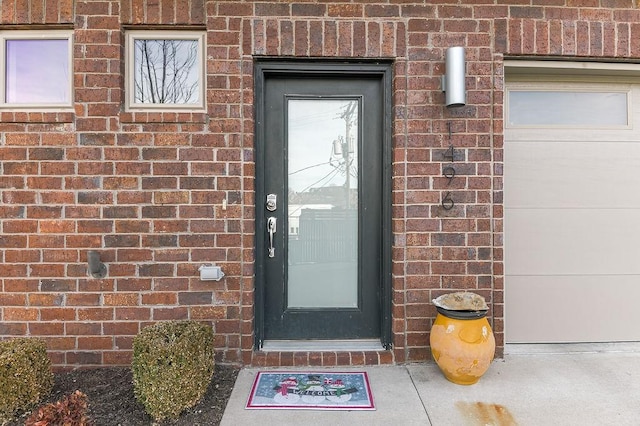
[[504, 63, 640, 343]]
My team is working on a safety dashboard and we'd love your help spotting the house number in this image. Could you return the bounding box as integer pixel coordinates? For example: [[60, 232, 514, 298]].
[[441, 123, 457, 210], [442, 191, 454, 210]]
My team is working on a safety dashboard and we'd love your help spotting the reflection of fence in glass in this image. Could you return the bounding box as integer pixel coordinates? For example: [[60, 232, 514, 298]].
[[288, 209, 357, 264], [134, 39, 199, 104]]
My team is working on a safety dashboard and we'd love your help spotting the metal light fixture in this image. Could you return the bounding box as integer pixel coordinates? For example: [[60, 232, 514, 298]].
[[442, 46, 466, 107], [199, 264, 225, 281], [87, 250, 107, 278]]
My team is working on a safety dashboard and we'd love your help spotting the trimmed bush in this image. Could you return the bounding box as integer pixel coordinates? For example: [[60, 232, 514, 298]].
[[132, 320, 215, 421], [0, 338, 54, 421]]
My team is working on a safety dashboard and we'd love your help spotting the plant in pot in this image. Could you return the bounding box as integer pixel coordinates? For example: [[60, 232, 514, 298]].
[[429, 291, 495, 385]]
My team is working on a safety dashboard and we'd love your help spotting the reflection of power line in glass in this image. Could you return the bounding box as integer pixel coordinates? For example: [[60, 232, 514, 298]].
[[295, 167, 342, 195], [288, 165, 345, 216], [288, 110, 342, 129], [289, 161, 333, 176]]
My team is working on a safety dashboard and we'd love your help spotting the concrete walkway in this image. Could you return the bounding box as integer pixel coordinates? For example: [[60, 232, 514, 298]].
[[221, 343, 640, 425]]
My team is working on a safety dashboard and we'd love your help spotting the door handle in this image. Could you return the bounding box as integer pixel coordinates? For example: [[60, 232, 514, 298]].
[[267, 217, 277, 258]]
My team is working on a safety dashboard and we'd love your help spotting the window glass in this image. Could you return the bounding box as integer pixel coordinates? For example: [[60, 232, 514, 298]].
[[508, 90, 628, 127], [1, 33, 72, 107], [126, 32, 205, 110], [287, 99, 359, 308]]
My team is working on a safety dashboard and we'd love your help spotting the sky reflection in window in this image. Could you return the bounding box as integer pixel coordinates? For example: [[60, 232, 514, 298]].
[[5, 39, 70, 104]]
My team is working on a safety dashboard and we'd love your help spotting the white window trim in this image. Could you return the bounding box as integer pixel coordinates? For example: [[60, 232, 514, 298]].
[[504, 59, 640, 78], [0, 30, 74, 111], [125, 30, 206, 112], [504, 60, 640, 129]]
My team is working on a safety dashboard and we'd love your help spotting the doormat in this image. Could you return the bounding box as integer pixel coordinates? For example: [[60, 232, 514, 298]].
[[246, 371, 375, 410]]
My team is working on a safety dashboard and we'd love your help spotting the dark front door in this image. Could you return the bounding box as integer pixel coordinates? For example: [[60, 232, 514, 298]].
[[255, 62, 391, 346]]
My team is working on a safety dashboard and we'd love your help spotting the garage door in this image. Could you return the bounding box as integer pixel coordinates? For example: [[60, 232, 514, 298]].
[[505, 69, 640, 343]]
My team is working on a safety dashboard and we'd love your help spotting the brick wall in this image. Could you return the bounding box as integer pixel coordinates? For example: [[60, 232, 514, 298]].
[[1, 0, 639, 368]]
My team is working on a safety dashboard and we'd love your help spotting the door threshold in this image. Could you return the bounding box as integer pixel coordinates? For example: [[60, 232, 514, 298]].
[[262, 339, 383, 352]]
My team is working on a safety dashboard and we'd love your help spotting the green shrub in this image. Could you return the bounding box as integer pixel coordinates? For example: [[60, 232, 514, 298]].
[[0, 338, 54, 421], [132, 320, 215, 421]]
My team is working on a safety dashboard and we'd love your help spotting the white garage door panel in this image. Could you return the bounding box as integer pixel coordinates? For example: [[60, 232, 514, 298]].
[[506, 142, 640, 208], [505, 73, 640, 343], [505, 275, 640, 343], [506, 209, 640, 276]]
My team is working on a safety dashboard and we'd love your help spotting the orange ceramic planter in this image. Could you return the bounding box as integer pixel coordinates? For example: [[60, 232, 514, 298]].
[[430, 312, 495, 385]]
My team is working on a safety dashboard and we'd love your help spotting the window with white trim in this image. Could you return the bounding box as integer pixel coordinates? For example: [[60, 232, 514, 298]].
[[125, 31, 206, 111], [0, 30, 73, 109], [506, 83, 630, 128]]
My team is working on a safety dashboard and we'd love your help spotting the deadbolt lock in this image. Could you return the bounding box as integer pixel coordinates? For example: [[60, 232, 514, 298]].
[[266, 194, 277, 212]]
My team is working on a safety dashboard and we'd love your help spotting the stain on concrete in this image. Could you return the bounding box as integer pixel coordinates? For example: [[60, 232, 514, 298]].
[[456, 401, 518, 425]]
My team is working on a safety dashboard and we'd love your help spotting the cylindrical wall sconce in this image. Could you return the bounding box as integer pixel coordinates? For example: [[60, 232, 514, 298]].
[[442, 46, 466, 107], [87, 250, 107, 278]]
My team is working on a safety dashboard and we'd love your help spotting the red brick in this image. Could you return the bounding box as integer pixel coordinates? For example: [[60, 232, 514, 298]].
[[290, 352, 306, 366], [58, 0, 74, 22], [138, 263, 175, 277], [103, 350, 132, 365], [28, 293, 64, 306], [407, 347, 429, 362], [4, 279, 39, 292], [29, 322, 64, 335], [104, 206, 138, 219], [3, 307, 39, 321], [5, 133, 39, 145], [0, 293, 27, 305], [43, 337, 76, 350], [141, 292, 177, 305], [321, 352, 337, 366], [66, 322, 101, 335], [76, 220, 113, 234], [191, 306, 226, 319], [66, 352, 102, 365], [3, 220, 38, 233], [328, 4, 362, 18], [0, 147, 27, 160], [0, 323, 27, 335], [113, 337, 133, 352], [40, 308, 76, 321], [350, 352, 365, 365], [115, 277, 151, 291], [78, 337, 113, 350], [66, 293, 100, 306], [78, 308, 114, 321], [153, 307, 189, 320], [103, 322, 140, 335], [30, 264, 65, 277], [115, 308, 150, 321], [103, 293, 138, 306]]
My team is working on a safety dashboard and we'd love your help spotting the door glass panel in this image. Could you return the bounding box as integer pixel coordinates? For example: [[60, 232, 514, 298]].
[[287, 99, 359, 308], [508, 90, 628, 127]]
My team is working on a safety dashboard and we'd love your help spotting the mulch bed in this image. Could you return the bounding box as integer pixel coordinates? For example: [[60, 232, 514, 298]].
[[6, 364, 239, 426]]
